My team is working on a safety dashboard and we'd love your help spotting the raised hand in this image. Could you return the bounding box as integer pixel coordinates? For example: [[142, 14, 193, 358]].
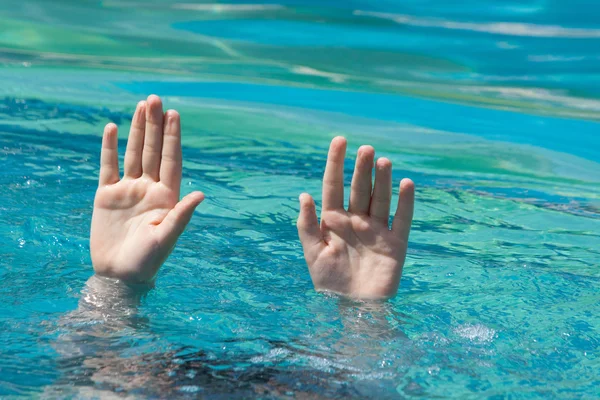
[[297, 137, 415, 300], [90, 95, 204, 284]]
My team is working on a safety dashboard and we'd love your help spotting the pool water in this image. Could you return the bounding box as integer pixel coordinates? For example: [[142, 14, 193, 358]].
[[1, 0, 599, 398]]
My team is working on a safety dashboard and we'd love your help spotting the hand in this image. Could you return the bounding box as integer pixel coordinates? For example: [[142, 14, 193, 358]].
[[297, 137, 415, 300], [90, 95, 204, 284]]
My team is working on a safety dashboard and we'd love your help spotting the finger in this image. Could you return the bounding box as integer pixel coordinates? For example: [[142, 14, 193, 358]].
[[348, 145, 374, 215], [158, 191, 204, 244], [159, 110, 182, 194], [369, 157, 392, 223], [124, 101, 146, 178], [322, 136, 347, 211], [297, 193, 325, 263], [142, 95, 164, 181], [99, 123, 120, 186], [392, 178, 415, 243]]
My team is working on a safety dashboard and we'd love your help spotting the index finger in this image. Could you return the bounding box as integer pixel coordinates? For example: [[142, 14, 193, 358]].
[[322, 136, 347, 211]]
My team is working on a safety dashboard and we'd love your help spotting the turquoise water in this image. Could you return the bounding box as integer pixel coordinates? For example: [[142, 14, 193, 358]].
[[1, 0, 599, 398]]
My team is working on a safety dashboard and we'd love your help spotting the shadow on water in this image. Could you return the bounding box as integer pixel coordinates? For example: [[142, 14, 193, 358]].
[[50, 343, 380, 399]]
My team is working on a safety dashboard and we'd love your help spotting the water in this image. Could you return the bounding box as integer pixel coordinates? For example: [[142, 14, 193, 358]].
[[0, 0, 599, 398]]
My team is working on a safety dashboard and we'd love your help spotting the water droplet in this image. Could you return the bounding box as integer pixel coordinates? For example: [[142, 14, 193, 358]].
[[428, 366, 440, 375]]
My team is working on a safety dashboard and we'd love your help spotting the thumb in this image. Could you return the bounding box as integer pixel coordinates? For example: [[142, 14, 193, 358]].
[[297, 193, 324, 262], [159, 191, 205, 243]]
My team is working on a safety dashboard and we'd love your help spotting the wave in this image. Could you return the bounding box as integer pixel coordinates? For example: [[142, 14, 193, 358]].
[[355, 10, 600, 38]]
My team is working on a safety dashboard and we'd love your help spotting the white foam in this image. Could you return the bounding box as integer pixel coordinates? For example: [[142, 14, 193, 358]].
[[455, 324, 497, 343], [355, 10, 600, 38], [291, 66, 347, 83]]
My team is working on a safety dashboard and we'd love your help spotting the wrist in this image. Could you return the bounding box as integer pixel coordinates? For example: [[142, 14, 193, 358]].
[[92, 261, 158, 285]]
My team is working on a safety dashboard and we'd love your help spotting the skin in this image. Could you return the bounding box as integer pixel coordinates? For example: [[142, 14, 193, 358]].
[[90, 97, 415, 299], [90, 95, 204, 283], [297, 137, 415, 300]]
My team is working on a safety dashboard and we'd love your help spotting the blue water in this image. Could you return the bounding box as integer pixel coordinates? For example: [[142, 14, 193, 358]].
[[1, 0, 600, 398], [121, 81, 600, 161]]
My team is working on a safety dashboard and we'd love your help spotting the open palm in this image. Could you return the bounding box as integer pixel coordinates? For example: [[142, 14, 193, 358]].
[[297, 137, 414, 300], [90, 96, 203, 283]]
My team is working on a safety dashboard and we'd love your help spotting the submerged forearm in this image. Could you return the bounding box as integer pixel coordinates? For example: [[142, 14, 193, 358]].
[[78, 274, 151, 315], [54, 275, 153, 358]]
